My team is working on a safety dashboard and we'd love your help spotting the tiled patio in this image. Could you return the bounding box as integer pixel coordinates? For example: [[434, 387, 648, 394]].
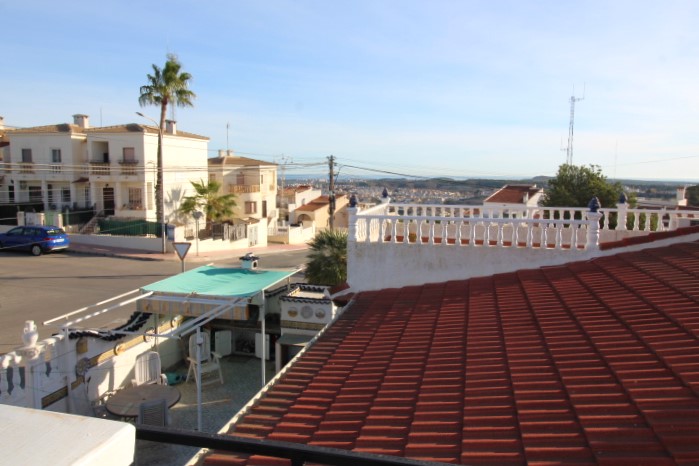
[[135, 354, 276, 465]]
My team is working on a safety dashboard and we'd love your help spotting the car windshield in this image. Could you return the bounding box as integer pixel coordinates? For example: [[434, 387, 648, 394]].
[[45, 229, 66, 236]]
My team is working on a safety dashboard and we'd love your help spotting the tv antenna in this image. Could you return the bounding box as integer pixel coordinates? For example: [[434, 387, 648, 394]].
[[565, 84, 585, 165]]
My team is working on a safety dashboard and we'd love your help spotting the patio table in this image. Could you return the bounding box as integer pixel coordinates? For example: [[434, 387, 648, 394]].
[[105, 384, 181, 419]]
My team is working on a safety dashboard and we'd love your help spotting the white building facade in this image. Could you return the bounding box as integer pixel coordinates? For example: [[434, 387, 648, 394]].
[[208, 151, 278, 226], [0, 115, 209, 224]]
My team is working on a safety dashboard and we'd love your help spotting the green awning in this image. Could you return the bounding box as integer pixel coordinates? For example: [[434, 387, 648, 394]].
[[141, 265, 295, 298]]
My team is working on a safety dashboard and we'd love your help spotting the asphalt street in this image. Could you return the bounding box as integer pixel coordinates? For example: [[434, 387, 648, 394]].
[[0, 248, 309, 353]]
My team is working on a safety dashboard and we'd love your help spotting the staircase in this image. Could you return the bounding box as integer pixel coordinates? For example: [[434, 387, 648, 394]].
[[79, 210, 105, 234]]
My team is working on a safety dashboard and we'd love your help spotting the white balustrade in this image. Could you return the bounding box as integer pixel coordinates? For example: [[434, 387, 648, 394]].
[[351, 202, 699, 251]]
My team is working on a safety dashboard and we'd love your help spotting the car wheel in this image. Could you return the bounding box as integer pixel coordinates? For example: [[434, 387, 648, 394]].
[[31, 245, 43, 256]]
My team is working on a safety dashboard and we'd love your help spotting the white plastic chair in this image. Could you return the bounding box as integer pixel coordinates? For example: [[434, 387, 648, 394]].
[[137, 398, 170, 426], [186, 331, 225, 388], [133, 351, 168, 387]]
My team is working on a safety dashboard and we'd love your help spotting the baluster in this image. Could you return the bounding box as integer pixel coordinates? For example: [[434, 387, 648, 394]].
[[556, 224, 563, 249], [392, 221, 399, 243], [633, 212, 640, 231], [668, 213, 677, 231], [470, 222, 477, 247]]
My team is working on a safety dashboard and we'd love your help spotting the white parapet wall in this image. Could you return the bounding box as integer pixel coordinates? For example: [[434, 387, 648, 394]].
[[346, 202, 699, 293], [0, 404, 135, 465]]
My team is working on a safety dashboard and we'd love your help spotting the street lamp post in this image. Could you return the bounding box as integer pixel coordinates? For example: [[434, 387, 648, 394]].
[[136, 112, 167, 254], [192, 210, 203, 256]]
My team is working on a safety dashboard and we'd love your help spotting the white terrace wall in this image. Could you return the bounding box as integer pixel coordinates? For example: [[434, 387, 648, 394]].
[[346, 202, 699, 293], [0, 315, 184, 416]]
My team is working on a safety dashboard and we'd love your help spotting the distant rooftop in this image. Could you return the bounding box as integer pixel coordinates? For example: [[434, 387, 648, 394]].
[[484, 184, 542, 204]]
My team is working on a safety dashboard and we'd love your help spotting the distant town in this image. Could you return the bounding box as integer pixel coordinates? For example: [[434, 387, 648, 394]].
[[285, 175, 698, 208]]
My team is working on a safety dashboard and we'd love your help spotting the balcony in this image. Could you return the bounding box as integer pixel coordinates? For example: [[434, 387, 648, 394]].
[[229, 184, 260, 194], [118, 158, 139, 165], [89, 162, 110, 176], [18, 162, 34, 174]]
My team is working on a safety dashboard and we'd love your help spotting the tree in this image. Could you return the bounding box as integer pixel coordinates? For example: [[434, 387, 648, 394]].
[[542, 164, 624, 212], [305, 229, 348, 286], [138, 54, 196, 229], [179, 179, 236, 222], [687, 185, 699, 206]]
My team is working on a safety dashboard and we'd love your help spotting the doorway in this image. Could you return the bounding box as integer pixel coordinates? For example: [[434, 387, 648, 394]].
[[103, 187, 115, 216]]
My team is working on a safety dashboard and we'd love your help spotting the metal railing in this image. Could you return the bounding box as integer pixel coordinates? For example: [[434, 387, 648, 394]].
[[137, 426, 428, 466]]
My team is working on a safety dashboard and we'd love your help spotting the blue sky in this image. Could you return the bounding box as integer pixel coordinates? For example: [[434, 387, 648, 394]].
[[3, 1, 699, 181]]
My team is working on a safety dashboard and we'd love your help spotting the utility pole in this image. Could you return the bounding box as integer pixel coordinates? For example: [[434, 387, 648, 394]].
[[328, 155, 335, 230], [278, 154, 291, 222]]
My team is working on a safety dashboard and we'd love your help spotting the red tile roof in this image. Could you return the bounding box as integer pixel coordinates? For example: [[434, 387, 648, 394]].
[[485, 184, 542, 204], [208, 155, 276, 166], [207, 240, 699, 465], [294, 195, 347, 213]]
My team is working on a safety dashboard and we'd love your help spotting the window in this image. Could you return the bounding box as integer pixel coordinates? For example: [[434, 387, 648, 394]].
[[84, 186, 90, 206], [128, 188, 143, 209], [21, 149, 32, 163], [237, 174, 245, 185], [47, 184, 53, 204], [29, 186, 42, 202], [62, 187, 71, 203], [245, 201, 257, 215], [122, 147, 135, 162], [51, 149, 62, 163]]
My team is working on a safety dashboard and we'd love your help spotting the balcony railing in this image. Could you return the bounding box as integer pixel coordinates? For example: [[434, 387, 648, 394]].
[[18, 162, 34, 174], [229, 184, 260, 194], [137, 425, 426, 466], [89, 162, 110, 176], [350, 202, 699, 251]]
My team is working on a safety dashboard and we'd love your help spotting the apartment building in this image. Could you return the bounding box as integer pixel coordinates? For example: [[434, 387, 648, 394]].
[[208, 151, 278, 226], [0, 114, 209, 224]]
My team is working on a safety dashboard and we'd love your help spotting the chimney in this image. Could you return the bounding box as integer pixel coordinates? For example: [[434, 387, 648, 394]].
[[165, 120, 177, 135], [239, 252, 259, 270], [0, 116, 4, 130], [72, 114, 89, 129], [677, 187, 688, 206], [522, 192, 529, 204]]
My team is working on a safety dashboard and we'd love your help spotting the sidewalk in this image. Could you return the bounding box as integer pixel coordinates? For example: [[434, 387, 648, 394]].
[[69, 241, 309, 263]]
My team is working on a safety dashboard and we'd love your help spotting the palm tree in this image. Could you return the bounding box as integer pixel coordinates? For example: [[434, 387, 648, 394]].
[[179, 179, 237, 222], [305, 229, 348, 286], [138, 53, 196, 230]]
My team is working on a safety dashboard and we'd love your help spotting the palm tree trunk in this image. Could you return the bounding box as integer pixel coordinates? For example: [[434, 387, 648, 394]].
[[156, 101, 168, 230]]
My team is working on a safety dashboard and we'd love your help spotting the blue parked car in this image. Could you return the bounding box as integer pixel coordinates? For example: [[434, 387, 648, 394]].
[[0, 225, 70, 256]]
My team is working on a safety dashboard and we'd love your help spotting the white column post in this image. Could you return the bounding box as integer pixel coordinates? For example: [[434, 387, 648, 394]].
[[17, 321, 42, 409], [586, 212, 603, 250]]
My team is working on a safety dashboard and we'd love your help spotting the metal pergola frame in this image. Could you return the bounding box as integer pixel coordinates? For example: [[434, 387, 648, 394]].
[[44, 289, 248, 431]]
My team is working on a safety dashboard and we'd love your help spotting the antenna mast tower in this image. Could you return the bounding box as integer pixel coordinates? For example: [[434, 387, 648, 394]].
[[565, 85, 585, 165]]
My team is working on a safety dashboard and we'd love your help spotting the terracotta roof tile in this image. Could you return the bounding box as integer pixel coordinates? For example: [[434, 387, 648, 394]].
[[484, 184, 542, 204], [210, 240, 699, 464]]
